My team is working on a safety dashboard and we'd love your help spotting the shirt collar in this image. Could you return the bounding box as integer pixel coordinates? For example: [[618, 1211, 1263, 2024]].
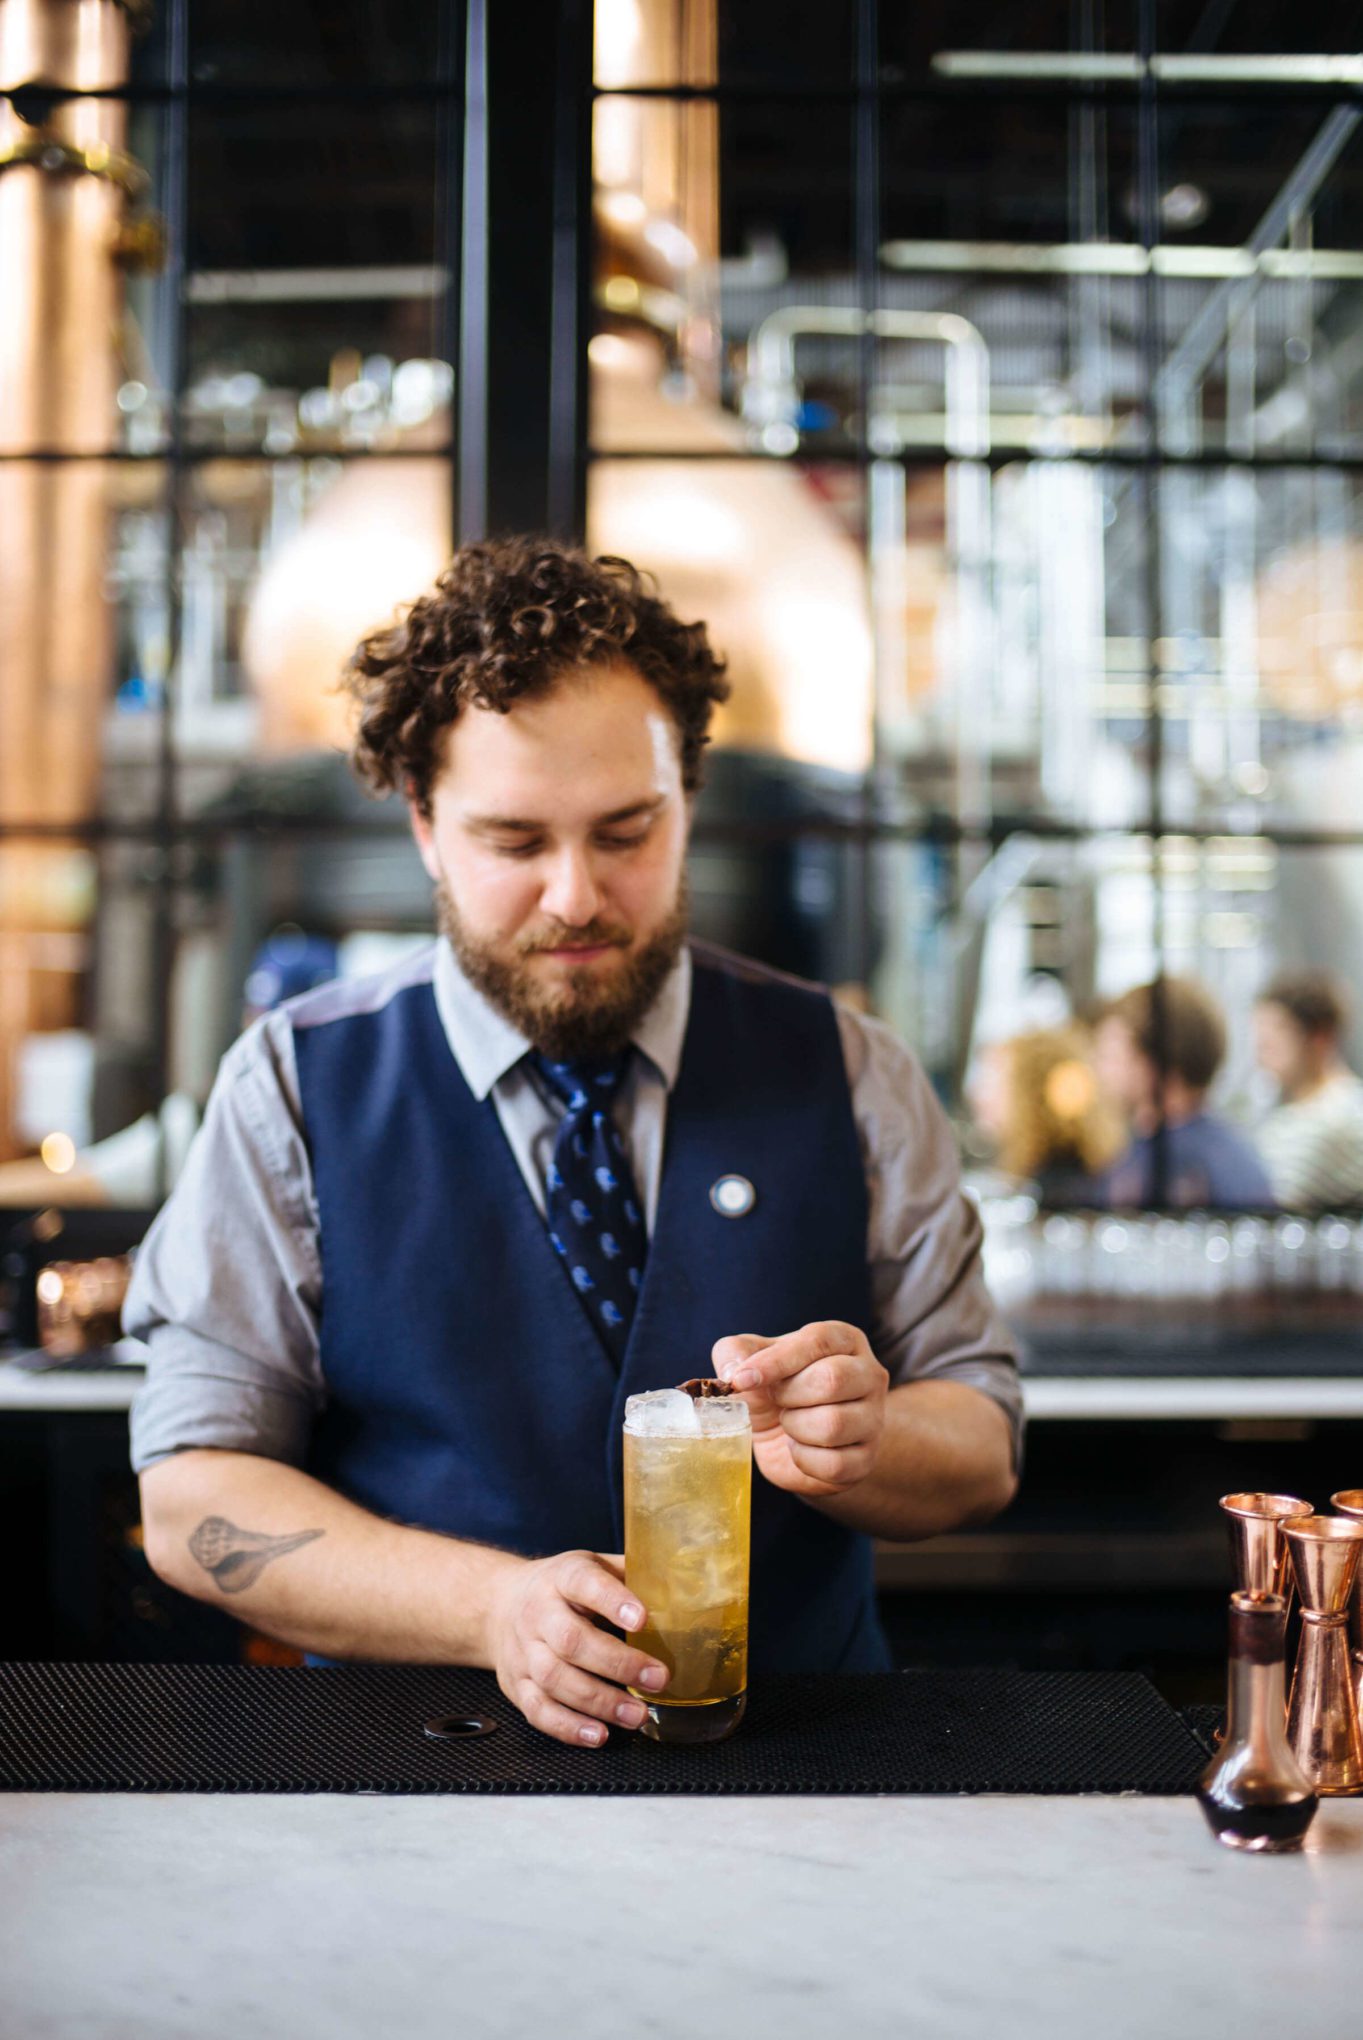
[[433, 937, 691, 1102]]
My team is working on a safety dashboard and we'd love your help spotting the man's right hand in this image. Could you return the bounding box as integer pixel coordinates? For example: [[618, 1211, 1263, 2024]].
[[485, 1549, 671, 1746]]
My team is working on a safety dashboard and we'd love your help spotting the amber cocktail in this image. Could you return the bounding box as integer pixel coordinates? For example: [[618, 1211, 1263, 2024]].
[[624, 1389, 751, 1744]]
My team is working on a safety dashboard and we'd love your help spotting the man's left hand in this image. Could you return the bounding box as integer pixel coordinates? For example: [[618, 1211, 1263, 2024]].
[[711, 1321, 889, 1500]]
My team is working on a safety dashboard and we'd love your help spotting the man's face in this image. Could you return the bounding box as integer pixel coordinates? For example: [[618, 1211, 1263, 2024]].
[[410, 661, 691, 1059], [1093, 1015, 1152, 1119], [1253, 1000, 1311, 1097]]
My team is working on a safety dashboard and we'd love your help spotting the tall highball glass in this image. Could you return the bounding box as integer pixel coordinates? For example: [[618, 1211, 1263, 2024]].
[[624, 1390, 751, 1745]]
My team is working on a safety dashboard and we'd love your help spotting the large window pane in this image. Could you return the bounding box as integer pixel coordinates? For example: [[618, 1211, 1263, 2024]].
[[1155, 99, 1363, 456], [1148, 839, 1363, 1214], [189, 3, 442, 88], [185, 100, 448, 457], [880, 99, 1144, 455], [867, 837, 961, 1093], [0, 826, 435, 1203], [171, 826, 431, 1093], [591, 98, 857, 454], [0, 460, 170, 831], [1155, 4, 1363, 57], [129, 0, 444, 88], [690, 799, 869, 998], [1261, 845, 1363, 1073], [1153, 465, 1363, 829], [587, 455, 874, 776], [0, 91, 171, 455], [595, 0, 853, 89], [0, 836, 99, 1181], [157, 455, 453, 794], [868, 458, 1152, 833]]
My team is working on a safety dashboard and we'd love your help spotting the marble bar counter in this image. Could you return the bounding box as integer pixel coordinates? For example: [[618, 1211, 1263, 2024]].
[[2, 1791, 1361, 2038]]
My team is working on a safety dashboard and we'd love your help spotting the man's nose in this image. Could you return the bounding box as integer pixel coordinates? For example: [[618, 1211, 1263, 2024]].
[[539, 847, 603, 928]]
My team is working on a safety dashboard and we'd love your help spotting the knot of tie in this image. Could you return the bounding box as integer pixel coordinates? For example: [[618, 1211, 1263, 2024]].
[[529, 1051, 631, 1113]]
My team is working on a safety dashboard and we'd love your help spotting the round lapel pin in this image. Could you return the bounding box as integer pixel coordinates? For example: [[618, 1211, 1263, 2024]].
[[709, 1174, 756, 1218]]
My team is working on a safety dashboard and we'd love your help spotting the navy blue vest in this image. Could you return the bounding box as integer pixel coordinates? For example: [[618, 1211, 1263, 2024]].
[[292, 942, 890, 1674]]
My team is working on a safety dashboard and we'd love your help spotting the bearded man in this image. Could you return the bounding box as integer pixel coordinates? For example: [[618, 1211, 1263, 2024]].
[[129, 538, 1021, 1746]]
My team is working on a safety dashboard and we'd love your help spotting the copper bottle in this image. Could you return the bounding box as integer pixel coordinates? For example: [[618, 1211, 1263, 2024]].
[[1219, 1492, 1313, 1606], [1197, 1590, 1317, 1852], [1283, 1514, 1363, 1796], [1329, 1489, 1363, 1726]]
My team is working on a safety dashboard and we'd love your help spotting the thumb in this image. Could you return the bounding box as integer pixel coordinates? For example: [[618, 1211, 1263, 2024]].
[[712, 1332, 775, 1381]]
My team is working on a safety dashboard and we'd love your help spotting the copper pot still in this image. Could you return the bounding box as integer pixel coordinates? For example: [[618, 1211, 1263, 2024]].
[[0, 0, 145, 1159]]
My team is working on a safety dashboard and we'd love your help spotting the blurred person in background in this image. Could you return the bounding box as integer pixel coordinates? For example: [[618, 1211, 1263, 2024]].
[[968, 1024, 1122, 1205], [1093, 978, 1274, 1210], [1253, 970, 1363, 1211], [0, 930, 338, 1212]]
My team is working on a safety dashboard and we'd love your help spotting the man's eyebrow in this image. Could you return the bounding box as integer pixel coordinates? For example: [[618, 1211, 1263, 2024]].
[[463, 797, 665, 834], [595, 797, 667, 825]]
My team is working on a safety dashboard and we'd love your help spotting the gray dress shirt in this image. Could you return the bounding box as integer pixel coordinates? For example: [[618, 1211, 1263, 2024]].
[[127, 940, 1023, 1474]]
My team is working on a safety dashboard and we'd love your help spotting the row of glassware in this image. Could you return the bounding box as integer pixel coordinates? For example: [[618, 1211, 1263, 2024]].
[[981, 1201, 1363, 1302]]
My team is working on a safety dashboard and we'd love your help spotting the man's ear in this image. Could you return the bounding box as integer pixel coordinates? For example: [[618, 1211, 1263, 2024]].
[[408, 797, 441, 884]]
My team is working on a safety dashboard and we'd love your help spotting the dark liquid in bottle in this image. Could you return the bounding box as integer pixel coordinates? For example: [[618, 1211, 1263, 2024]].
[[1196, 1782, 1318, 1850]]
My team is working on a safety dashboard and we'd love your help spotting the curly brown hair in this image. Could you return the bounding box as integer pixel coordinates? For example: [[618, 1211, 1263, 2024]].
[[341, 536, 730, 816], [996, 1025, 1125, 1181]]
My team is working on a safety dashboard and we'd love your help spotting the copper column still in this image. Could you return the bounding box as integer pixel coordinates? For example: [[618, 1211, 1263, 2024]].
[[1330, 1490, 1363, 1727], [0, 0, 144, 1158], [1282, 1513, 1363, 1796]]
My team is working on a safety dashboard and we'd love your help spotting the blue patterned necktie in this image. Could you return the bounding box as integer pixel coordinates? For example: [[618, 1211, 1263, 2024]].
[[529, 1050, 647, 1365]]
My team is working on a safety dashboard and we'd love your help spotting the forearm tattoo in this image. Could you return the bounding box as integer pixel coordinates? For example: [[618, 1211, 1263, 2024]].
[[188, 1515, 324, 1594]]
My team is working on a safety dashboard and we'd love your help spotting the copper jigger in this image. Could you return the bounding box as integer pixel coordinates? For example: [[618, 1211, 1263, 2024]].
[[1330, 1490, 1363, 1725], [1283, 1514, 1363, 1796], [1220, 1492, 1313, 1606]]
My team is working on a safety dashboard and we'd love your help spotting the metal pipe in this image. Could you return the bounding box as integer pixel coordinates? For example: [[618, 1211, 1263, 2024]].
[[931, 51, 1363, 88], [879, 240, 1363, 280], [746, 305, 990, 457]]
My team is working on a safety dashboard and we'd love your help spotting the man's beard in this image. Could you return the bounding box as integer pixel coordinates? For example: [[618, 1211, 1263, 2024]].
[[435, 875, 689, 1062]]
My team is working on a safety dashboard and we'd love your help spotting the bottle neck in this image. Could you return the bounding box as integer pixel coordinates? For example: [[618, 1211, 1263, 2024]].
[[1224, 1594, 1293, 1759], [1226, 1652, 1289, 1756]]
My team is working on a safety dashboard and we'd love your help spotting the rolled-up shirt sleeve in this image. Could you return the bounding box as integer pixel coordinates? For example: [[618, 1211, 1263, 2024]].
[[836, 1004, 1024, 1470], [125, 1012, 324, 1474]]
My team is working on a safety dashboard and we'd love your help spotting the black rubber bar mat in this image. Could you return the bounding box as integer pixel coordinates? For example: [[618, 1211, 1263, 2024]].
[[0, 1663, 1207, 1795], [1179, 1703, 1226, 1754]]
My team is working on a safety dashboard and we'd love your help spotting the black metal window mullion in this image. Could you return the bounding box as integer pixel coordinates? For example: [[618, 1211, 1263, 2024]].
[[435, 0, 465, 555], [3, 815, 1363, 851], [853, 0, 881, 1013], [547, 0, 594, 542], [1136, 0, 1169, 1208], [459, 0, 592, 541], [147, 0, 192, 1204]]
